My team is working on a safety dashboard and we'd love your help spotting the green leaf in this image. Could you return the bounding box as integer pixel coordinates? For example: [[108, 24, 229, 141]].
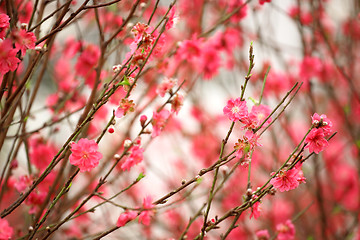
[[307, 236, 314, 240], [248, 97, 258, 105], [120, 76, 130, 86], [136, 172, 145, 181], [196, 177, 203, 184]]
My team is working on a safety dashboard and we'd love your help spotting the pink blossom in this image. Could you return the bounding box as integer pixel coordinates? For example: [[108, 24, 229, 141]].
[[75, 44, 100, 77], [117, 211, 137, 227], [196, 42, 221, 79], [250, 201, 261, 219], [14, 175, 32, 192], [256, 229, 270, 240], [234, 130, 262, 160], [115, 98, 135, 118], [151, 109, 170, 137], [223, 98, 248, 122], [121, 145, 144, 171], [138, 196, 155, 226], [270, 169, 300, 192], [0, 39, 21, 74], [311, 113, 333, 135], [276, 220, 295, 240], [171, 94, 183, 114], [0, 14, 10, 39], [305, 128, 329, 154], [0, 218, 13, 239], [244, 104, 272, 129], [156, 77, 176, 97], [69, 138, 102, 172], [30, 142, 57, 171], [176, 37, 202, 61], [13, 29, 37, 56]]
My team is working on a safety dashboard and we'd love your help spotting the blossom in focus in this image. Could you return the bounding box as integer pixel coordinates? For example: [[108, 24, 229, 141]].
[[244, 104, 272, 129], [276, 220, 295, 240], [0, 39, 21, 74], [13, 29, 37, 56], [69, 138, 102, 172], [270, 169, 300, 192], [117, 211, 137, 227], [223, 98, 248, 122], [305, 128, 329, 154], [311, 113, 333, 135], [115, 98, 135, 118]]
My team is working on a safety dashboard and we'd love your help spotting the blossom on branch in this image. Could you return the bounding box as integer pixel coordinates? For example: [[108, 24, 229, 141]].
[[69, 138, 102, 172], [223, 98, 248, 122], [117, 211, 137, 227], [270, 169, 300, 192], [305, 128, 329, 154]]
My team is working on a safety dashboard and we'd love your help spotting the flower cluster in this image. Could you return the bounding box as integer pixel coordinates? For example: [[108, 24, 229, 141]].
[[305, 113, 333, 154]]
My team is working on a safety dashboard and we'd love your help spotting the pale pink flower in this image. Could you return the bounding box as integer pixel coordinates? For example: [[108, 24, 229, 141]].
[[156, 77, 176, 97], [138, 196, 155, 226], [244, 104, 272, 129], [0, 218, 13, 239], [69, 138, 102, 172], [171, 94, 183, 114], [256, 229, 270, 240], [196, 42, 221, 79], [116, 211, 137, 227], [151, 109, 170, 137], [270, 169, 299, 192], [276, 220, 295, 240], [305, 128, 329, 154], [223, 98, 248, 122], [115, 98, 135, 118], [176, 37, 202, 61], [121, 145, 144, 171]]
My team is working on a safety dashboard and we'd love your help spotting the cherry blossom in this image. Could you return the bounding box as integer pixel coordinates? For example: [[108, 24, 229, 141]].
[[223, 98, 248, 122], [270, 169, 300, 192], [305, 128, 329, 154], [69, 138, 102, 172], [117, 211, 137, 227]]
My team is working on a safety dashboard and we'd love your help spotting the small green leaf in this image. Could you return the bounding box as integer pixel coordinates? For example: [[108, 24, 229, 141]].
[[248, 97, 258, 105], [24, 116, 28, 122], [120, 76, 130, 86], [66, 182, 72, 191], [196, 177, 203, 184], [136, 172, 145, 181], [306, 236, 314, 240]]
